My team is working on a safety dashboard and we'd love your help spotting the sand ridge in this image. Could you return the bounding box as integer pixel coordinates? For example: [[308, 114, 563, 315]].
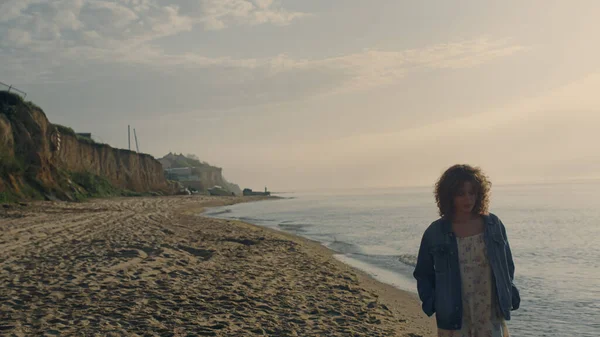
[[0, 196, 434, 336]]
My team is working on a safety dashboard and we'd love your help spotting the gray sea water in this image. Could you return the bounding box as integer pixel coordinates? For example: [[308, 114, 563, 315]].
[[205, 182, 600, 337]]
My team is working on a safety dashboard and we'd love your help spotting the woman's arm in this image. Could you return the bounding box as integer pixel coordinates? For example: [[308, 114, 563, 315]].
[[499, 217, 520, 310], [413, 229, 436, 316]]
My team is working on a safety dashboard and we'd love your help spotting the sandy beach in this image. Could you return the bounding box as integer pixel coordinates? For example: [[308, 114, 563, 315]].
[[0, 196, 436, 336]]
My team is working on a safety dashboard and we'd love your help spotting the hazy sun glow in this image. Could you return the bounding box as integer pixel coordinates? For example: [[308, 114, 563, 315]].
[[2, 0, 599, 190]]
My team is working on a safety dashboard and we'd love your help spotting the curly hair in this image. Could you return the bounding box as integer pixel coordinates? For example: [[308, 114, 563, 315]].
[[434, 164, 491, 218]]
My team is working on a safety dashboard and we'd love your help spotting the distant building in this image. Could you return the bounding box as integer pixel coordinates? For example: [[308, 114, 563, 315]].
[[243, 187, 271, 196], [168, 167, 192, 176], [165, 167, 200, 181]]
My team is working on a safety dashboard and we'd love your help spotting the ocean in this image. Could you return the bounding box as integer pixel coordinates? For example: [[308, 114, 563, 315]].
[[205, 182, 600, 337]]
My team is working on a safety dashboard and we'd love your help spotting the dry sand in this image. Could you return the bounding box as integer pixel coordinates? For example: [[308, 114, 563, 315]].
[[0, 196, 436, 336]]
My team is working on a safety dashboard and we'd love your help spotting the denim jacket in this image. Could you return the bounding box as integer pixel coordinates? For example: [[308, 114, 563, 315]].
[[413, 213, 520, 330]]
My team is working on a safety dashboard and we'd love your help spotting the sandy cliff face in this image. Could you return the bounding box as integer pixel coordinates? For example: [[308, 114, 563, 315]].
[[55, 134, 171, 193], [0, 91, 175, 201]]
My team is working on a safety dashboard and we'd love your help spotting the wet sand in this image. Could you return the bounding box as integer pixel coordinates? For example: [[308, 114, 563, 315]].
[[0, 195, 436, 336]]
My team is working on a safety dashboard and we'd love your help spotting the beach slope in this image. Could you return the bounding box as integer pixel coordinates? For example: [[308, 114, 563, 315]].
[[0, 196, 435, 336]]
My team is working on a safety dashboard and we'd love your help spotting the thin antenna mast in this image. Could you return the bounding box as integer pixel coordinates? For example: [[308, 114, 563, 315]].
[[134, 128, 140, 152]]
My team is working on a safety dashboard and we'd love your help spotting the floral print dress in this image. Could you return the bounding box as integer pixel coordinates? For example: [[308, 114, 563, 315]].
[[438, 233, 509, 337]]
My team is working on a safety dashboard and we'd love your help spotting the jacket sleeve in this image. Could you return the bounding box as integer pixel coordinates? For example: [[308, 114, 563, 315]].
[[413, 229, 436, 316], [499, 217, 520, 311]]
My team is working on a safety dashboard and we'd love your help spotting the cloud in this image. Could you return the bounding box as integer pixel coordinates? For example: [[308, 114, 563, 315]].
[[0, 0, 40, 23], [84, 1, 139, 29], [200, 0, 308, 30], [217, 72, 600, 188], [310, 72, 600, 163], [108, 37, 524, 84], [5, 29, 32, 47], [0, 1, 523, 103], [0, 1, 307, 78], [263, 37, 526, 94], [0, 0, 306, 48]]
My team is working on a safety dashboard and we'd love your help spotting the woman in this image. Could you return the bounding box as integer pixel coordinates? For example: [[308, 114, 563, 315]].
[[413, 164, 520, 337]]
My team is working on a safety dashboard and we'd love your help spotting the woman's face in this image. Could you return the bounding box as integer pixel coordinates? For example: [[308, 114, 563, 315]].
[[453, 181, 477, 215]]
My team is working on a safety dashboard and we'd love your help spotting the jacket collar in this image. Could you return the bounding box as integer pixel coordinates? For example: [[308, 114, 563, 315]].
[[441, 213, 495, 233]]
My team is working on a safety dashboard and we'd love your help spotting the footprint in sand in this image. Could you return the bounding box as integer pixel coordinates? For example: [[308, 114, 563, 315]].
[[176, 245, 214, 261]]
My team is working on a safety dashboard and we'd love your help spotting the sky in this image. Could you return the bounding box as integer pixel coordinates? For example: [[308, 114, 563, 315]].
[[1, 0, 600, 191]]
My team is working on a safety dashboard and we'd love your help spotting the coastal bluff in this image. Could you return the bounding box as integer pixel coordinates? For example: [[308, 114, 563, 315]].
[[0, 91, 176, 202], [159, 152, 242, 195]]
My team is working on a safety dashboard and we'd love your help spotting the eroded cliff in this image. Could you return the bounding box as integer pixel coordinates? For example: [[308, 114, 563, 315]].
[[0, 91, 175, 202]]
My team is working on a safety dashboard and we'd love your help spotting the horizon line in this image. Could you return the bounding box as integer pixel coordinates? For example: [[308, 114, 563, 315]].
[[274, 177, 600, 194]]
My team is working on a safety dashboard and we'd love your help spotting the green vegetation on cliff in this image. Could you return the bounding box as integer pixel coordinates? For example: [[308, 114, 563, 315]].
[[0, 91, 38, 202], [0, 90, 172, 203], [0, 144, 23, 175], [163, 153, 212, 169], [53, 123, 102, 146], [0, 90, 43, 115], [69, 171, 147, 200]]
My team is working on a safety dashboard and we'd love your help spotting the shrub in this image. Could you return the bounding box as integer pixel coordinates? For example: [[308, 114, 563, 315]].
[[0, 91, 24, 106], [76, 134, 97, 145], [0, 146, 24, 176], [70, 171, 119, 198], [25, 101, 42, 111], [53, 124, 77, 137], [121, 190, 144, 197], [0, 191, 17, 203]]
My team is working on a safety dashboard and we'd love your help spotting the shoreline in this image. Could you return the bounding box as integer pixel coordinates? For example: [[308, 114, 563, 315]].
[[200, 197, 436, 336], [202, 197, 420, 293], [0, 195, 435, 336]]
